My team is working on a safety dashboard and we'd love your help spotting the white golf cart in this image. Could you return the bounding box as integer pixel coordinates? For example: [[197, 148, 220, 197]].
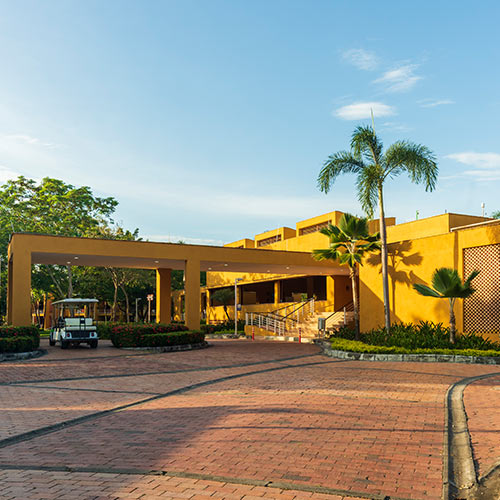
[[50, 298, 99, 349]]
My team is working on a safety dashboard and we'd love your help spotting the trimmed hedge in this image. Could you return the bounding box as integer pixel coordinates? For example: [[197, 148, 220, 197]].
[[0, 326, 40, 353], [206, 329, 244, 336], [201, 320, 245, 334], [330, 338, 500, 358], [110, 323, 196, 348]]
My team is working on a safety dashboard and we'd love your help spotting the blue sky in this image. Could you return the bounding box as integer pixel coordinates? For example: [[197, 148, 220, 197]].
[[1, 1, 499, 244]]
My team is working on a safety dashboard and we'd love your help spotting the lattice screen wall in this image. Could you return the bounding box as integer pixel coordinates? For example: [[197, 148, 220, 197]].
[[463, 243, 500, 333]]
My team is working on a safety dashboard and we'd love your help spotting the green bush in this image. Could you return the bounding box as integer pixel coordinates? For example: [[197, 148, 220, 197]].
[[0, 325, 40, 339], [0, 326, 40, 353], [206, 329, 244, 336], [201, 320, 245, 334], [330, 321, 500, 351], [110, 323, 193, 348], [330, 338, 500, 358]]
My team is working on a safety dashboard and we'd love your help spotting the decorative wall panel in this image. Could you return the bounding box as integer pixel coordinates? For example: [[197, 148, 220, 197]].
[[463, 244, 500, 333]]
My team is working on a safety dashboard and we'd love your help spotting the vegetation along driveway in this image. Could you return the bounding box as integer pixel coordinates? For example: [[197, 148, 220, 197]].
[[0, 339, 499, 500]]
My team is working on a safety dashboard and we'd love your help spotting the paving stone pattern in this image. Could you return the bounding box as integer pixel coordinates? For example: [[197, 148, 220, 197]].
[[0, 338, 499, 499]]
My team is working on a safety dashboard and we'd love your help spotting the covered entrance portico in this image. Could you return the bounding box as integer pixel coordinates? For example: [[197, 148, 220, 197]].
[[7, 233, 347, 329]]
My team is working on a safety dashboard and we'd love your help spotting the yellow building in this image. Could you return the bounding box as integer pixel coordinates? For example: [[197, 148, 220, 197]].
[[206, 211, 500, 341], [7, 210, 500, 341]]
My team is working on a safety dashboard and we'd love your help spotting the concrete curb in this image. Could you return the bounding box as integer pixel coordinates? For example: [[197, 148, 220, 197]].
[[244, 335, 316, 344], [205, 334, 246, 339], [317, 341, 500, 364], [0, 349, 47, 362], [121, 341, 209, 352], [445, 371, 500, 499]]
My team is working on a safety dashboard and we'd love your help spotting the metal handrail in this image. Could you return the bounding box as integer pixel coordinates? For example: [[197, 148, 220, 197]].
[[323, 301, 354, 325], [283, 298, 315, 320]]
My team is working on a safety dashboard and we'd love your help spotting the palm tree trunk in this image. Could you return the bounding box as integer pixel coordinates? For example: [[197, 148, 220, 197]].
[[449, 298, 456, 344], [223, 305, 230, 321], [350, 267, 360, 341], [378, 185, 391, 334]]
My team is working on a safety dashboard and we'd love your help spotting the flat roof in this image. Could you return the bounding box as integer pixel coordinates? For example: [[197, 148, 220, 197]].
[[9, 233, 348, 277]]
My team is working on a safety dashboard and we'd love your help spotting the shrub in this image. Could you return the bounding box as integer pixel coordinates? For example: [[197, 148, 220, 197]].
[[330, 338, 500, 358], [0, 326, 41, 353], [110, 323, 192, 348], [140, 331, 205, 348], [330, 321, 500, 351], [201, 320, 245, 334], [0, 325, 40, 339]]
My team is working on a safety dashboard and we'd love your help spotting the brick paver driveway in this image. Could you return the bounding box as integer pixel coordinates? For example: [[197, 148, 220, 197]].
[[0, 339, 499, 500]]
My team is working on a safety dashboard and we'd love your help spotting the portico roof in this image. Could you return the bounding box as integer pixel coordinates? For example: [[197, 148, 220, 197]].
[[11, 232, 348, 276]]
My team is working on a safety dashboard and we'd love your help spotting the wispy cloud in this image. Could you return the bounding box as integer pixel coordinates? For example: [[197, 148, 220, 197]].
[[380, 121, 412, 132], [341, 48, 378, 71], [2, 134, 58, 149], [418, 99, 455, 108], [446, 152, 500, 181], [334, 101, 396, 120], [0, 165, 22, 184], [374, 64, 422, 92]]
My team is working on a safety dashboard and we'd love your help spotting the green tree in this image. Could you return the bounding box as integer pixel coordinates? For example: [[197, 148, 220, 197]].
[[491, 211, 500, 219], [211, 288, 235, 321], [312, 213, 380, 339], [318, 125, 438, 333], [413, 267, 479, 344]]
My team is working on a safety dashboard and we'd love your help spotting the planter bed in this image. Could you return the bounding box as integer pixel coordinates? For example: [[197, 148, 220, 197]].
[[317, 339, 500, 365]]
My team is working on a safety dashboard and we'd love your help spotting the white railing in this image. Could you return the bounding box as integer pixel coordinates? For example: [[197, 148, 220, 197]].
[[245, 312, 286, 336]]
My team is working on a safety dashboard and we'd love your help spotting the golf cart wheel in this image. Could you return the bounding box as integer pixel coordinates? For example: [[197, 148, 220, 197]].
[[49, 336, 56, 347], [61, 340, 69, 349], [89, 340, 98, 349]]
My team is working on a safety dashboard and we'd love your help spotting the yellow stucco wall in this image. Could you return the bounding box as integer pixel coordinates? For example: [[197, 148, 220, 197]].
[[360, 217, 500, 340]]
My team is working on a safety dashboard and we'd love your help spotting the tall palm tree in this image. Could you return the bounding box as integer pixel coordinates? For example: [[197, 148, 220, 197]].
[[318, 125, 438, 333], [313, 213, 380, 339], [413, 267, 479, 344]]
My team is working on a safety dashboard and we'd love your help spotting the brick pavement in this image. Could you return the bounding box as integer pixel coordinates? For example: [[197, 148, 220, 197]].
[[0, 339, 499, 499]]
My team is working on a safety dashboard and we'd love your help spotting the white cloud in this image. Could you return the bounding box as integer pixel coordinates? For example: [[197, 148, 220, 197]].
[[446, 152, 500, 181], [2, 134, 58, 149], [374, 64, 422, 92], [142, 234, 225, 246], [341, 48, 378, 71], [334, 101, 396, 120], [0, 165, 22, 184], [418, 99, 455, 108]]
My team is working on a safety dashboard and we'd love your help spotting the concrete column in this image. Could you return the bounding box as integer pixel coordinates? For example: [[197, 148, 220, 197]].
[[326, 276, 335, 308], [274, 280, 280, 306], [7, 249, 32, 326], [185, 259, 201, 330], [156, 268, 172, 324]]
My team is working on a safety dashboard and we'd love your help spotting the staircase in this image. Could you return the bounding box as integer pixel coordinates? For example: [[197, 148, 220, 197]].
[[245, 300, 354, 341]]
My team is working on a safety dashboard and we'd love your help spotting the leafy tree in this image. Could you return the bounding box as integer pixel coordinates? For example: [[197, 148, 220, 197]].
[[318, 125, 438, 333], [491, 210, 500, 219], [0, 176, 121, 309], [313, 213, 379, 339], [211, 288, 235, 321], [413, 267, 479, 344]]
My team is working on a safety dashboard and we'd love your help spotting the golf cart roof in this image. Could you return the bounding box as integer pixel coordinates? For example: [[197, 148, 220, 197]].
[[52, 298, 99, 305]]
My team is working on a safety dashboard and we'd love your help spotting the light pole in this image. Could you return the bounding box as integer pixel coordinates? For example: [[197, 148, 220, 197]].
[[234, 278, 243, 336], [135, 298, 141, 323]]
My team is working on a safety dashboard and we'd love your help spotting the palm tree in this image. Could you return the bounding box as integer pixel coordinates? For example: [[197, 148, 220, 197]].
[[313, 213, 380, 340], [318, 125, 438, 333], [413, 267, 479, 344], [211, 288, 235, 321]]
